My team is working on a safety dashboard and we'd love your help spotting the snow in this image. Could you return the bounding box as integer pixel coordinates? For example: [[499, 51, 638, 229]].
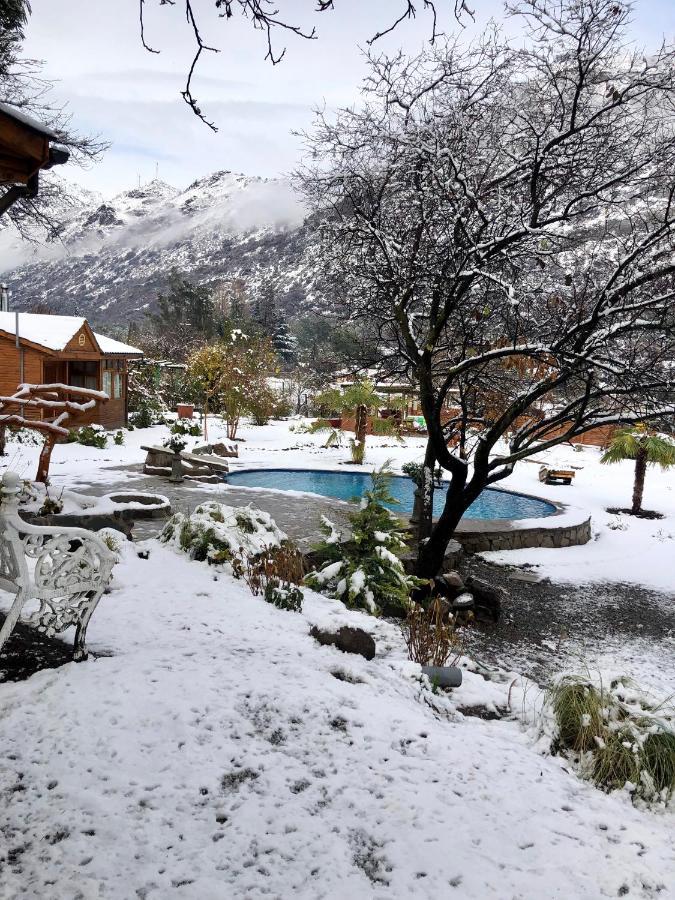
[[1, 540, 673, 898], [0, 311, 87, 351], [1, 418, 674, 897], [0, 311, 142, 356], [93, 332, 142, 356]]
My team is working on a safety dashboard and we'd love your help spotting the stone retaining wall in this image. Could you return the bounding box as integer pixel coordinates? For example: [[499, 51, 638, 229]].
[[455, 516, 592, 553]]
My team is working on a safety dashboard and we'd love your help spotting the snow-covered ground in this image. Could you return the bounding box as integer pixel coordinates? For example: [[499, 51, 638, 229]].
[[1, 537, 674, 899], [1, 418, 674, 898]]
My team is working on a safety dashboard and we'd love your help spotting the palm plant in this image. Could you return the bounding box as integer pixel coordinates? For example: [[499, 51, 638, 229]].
[[315, 380, 385, 464], [601, 427, 675, 514]]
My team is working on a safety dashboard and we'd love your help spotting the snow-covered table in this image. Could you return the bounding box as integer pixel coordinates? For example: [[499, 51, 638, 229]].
[[0, 471, 115, 661]]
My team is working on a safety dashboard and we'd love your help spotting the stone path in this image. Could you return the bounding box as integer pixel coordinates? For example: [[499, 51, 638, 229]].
[[73, 465, 353, 549]]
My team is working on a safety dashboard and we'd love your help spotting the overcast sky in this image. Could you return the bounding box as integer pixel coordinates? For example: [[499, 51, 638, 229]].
[[23, 0, 675, 196]]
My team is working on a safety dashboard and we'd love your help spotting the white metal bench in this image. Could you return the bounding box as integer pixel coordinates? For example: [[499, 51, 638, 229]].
[[0, 471, 116, 662]]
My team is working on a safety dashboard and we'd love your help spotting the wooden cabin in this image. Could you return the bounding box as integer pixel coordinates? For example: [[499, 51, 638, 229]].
[[0, 312, 142, 429]]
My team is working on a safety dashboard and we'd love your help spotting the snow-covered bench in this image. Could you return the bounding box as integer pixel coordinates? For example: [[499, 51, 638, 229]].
[[141, 445, 235, 478], [0, 471, 115, 662]]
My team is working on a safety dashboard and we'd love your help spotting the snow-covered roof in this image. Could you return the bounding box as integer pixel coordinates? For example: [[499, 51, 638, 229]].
[[94, 332, 143, 356], [0, 311, 142, 356], [0, 102, 60, 140]]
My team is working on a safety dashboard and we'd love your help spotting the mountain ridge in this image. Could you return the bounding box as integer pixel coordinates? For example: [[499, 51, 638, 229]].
[[0, 170, 312, 334]]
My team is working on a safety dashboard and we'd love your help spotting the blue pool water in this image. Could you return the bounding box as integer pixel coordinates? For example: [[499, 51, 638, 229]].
[[226, 469, 557, 520]]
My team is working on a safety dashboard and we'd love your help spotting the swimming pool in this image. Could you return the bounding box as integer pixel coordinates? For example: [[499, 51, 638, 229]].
[[226, 468, 557, 520]]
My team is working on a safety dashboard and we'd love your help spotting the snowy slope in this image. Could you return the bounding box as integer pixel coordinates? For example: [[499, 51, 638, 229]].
[[1, 539, 673, 899], [0, 171, 311, 328]]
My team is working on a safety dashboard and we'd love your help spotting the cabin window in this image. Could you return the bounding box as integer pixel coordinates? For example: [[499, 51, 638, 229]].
[[69, 360, 98, 391], [102, 370, 112, 397], [113, 373, 122, 399]]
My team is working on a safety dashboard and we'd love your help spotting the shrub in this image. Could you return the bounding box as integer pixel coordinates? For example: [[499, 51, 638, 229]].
[[163, 435, 187, 454], [371, 417, 402, 439], [36, 490, 64, 517], [271, 397, 293, 419], [67, 425, 107, 448], [402, 598, 459, 667], [160, 501, 285, 573], [171, 420, 201, 437], [243, 544, 305, 612], [264, 581, 303, 612], [545, 674, 675, 804], [305, 466, 418, 615], [113, 430, 125, 445], [129, 400, 161, 428]]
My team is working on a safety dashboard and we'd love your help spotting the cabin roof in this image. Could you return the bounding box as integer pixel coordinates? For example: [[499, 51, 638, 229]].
[[0, 311, 142, 356], [0, 102, 60, 140]]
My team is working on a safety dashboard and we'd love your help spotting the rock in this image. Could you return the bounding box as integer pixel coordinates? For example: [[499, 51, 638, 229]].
[[451, 591, 474, 608], [463, 576, 506, 622], [442, 570, 464, 591], [442, 540, 464, 570], [309, 625, 376, 661], [24, 511, 134, 540]]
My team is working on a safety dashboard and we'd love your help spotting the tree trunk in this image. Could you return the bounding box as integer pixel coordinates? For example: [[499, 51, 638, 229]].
[[0, 425, 5, 457], [631, 447, 647, 514], [415, 485, 468, 578], [36, 435, 56, 483], [354, 404, 368, 459], [203, 398, 209, 442], [227, 414, 239, 441], [415, 442, 436, 545]]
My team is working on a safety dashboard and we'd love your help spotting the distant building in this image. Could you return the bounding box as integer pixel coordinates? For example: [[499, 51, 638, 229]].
[[0, 312, 142, 429]]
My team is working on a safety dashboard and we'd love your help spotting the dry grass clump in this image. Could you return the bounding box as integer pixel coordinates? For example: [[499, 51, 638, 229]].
[[546, 674, 675, 805], [243, 543, 306, 613], [402, 598, 460, 668]]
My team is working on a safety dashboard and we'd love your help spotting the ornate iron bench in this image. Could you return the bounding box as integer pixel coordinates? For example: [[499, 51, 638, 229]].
[[0, 471, 116, 662]]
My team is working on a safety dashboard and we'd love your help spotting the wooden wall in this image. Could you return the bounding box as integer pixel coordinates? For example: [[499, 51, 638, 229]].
[[0, 335, 130, 429], [0, 338, 44, 419]]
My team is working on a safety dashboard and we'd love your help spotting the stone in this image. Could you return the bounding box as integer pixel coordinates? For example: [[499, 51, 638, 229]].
[[451, 591, 474, 608], [433, 573, 464, 601], [463, 576, 506, 622], [442, 570, 464, 591], [508, 569, 542, 584], [442, 539, 464, 570], [309, 625, 376, 661]]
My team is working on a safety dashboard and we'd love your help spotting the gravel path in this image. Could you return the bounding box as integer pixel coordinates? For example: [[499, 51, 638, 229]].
[[459, 558, 675, 692]]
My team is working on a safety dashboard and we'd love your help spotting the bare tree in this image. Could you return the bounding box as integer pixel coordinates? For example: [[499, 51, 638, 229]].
[[138, 1, 469, 130], [298, 0, 675, 577], [0, 3, 107, 238]]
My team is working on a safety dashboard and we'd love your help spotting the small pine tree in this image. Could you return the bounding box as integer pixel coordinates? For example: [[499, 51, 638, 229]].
[[305, 466, 416, 615]]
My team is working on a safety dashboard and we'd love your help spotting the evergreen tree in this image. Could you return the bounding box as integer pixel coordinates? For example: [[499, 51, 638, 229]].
[[305, 466, 417, 615], [272, 318, 296, 366], [150, 270, 217, 340], [251, 276, 278, 334]]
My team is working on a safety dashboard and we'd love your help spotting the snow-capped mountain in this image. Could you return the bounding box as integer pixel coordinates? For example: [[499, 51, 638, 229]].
[[0, 171, 312, 330]]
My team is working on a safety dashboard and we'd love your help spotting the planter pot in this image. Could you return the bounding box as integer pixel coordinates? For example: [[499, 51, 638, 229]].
[[421, 665, 463, 688], [176, 403, 194, 419]]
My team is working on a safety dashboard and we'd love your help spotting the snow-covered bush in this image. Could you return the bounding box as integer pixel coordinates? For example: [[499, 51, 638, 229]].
[[305, 467, 417, 615], [67, 424, 107, 448], [160, 501, 285, 573], [545, 675, 675, 806], [171, 420, 201, 437]]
